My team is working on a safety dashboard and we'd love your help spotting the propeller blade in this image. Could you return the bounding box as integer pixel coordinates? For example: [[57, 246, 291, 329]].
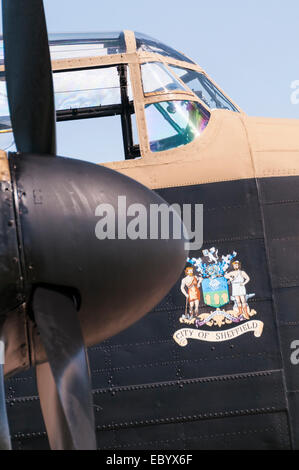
[[2, 0, 56, 154], [0, 339, 11, 450], [33, 287, 96, 450]]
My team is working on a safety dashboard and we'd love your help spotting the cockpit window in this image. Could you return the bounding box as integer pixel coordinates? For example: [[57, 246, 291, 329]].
[[0, 33, 126, 65], [0, 41, 3, 66], [0, 76, 10, 128], [135, 32, 195, 64], [0, 64, 138, 160], [48, 32, 126, 60], [141, 62, 186, 95], [0, 74, 14, 151], [56, 115, 125, 163], [54, 65, 138, 161], [169, 66, 239, 112], [54, 67, 123, 110], [145, 100, 210, 153]]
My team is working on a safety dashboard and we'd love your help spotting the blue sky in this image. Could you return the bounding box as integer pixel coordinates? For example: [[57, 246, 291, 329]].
[[0, 0, 298, 161]]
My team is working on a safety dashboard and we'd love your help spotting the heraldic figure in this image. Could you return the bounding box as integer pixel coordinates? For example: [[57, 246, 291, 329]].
[[225, 260, 250, 319], [180, 266, 203, 320], [179, 248, 257, 328]]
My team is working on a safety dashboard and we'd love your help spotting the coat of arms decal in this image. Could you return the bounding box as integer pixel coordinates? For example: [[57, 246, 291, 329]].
[[173, 247, 264, 346]]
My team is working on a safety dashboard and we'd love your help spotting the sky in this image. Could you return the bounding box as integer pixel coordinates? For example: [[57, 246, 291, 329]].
[[0, 0, 298, 161]]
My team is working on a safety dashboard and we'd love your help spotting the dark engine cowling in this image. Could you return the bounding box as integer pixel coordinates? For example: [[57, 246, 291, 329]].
[[7, 153, 187, 351]]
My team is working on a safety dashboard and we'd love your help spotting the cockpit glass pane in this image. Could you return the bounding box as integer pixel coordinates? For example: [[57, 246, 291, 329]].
[[169, 66, 239, 112], [135, 32, 194, 64], [0, 63, 133, 153], [127, 67, 133, 102], [141, 62, 186, 94], [0, 76, 10, 128], [57, 115, 125, 163], [49, 32, 126, 60], [0, 33, 126, 63], [0, 41, 3, 66], [54, 67, 121, 111], [0, 74, 15, 151], [145, 100, 210, 153]]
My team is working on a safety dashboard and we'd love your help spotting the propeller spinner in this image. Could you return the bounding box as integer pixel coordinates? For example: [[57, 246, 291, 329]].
[[0, 0, 187, 450]]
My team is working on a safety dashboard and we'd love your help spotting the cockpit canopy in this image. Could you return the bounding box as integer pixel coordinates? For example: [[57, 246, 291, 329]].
[[0, 31, 240, 162]]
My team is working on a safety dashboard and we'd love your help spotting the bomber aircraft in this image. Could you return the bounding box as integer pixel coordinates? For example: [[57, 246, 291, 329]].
[[1, 1, 299, 451]]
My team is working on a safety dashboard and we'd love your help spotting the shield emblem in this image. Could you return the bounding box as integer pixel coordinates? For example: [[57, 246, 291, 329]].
[[202, 276, 229, 308]]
